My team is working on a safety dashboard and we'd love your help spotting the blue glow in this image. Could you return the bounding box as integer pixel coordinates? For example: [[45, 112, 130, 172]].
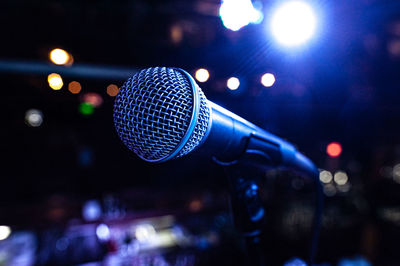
[[219, 0, 263, 31], [96, 224, 110, 241], [82, 200, 102, 221], [270, 1, 317, 47]]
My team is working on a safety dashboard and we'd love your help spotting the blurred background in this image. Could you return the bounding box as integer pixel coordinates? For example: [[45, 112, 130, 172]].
[[2, 0, 400, 265]]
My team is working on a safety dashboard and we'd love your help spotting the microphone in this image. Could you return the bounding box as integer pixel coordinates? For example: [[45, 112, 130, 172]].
[[113, 67, 323, 263], [113, 67, 316, 177]]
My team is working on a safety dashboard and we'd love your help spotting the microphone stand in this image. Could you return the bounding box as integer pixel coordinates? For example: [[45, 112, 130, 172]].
[[223, 163, 267, 266]]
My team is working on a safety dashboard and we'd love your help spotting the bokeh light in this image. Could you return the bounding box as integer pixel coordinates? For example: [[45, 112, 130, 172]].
[[47, 73, 63, 90], [135, 224, 156, 242], [82, 92, 103, 107], [319, 170, 333, 184], [49, 48, 71, 65], [219, 0, 263, 31], [189, 199, 203, 212], [270, 1, 317, 47], [96, 224, 110, 241], [25, 109, 43, 127], [68, 81, 82, 94], [82, 200, 102, 221], [261, 73, 276, 87], [393, 164, 400, 183], [334, 171, 348, 185], [0, 226, 11, 241], [227, 77, 240, 90], [79, 102, 95, 116], [323, 184, 336, 197], [106, 84, 120, 97], [327, 142, 342, 157], [195, 68, 210, 83]]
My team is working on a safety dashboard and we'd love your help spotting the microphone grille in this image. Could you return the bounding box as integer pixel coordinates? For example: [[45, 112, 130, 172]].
[[113, 67, 211, 162]]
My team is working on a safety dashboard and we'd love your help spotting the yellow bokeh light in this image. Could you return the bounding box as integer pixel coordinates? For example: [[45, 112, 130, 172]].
[[68, 81, 82, 94], [106, 84, 120, 97], [195, 68, 210, 83], [261, 73, 276, 87], [49, 48, 70, 65], [47, 73, 63, 90], [227, 77, 240, 90]]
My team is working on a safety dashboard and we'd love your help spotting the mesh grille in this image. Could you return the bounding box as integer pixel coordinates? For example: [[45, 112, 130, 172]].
[[177, 88, 210, 158], [113, 67, 211, 162]]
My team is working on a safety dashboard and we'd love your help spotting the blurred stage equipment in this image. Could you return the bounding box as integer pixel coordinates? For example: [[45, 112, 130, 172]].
[[0, 60, 137, 80], [113, 67, 324, 264]]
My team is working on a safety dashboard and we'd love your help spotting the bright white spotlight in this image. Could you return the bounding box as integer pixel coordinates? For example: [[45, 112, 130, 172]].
[[270, 1, 317, 47], [0, 226, 11, 241], [227, 77, 240, 90], [220, 0, 263, 31]]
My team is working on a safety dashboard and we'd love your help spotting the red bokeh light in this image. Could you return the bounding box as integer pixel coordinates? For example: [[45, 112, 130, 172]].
[[326, 142, 342, 157]]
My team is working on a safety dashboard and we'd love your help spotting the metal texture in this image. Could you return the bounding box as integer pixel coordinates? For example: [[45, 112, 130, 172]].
[[113, 67, 211, 162]]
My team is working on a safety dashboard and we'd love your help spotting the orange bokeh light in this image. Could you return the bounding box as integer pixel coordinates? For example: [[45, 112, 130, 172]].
[[326, 142, 342, 157], [68, 81, 82, 94]]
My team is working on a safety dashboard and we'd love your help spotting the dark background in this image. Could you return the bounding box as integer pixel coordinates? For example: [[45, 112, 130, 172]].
[[2, 0, 400, 265]]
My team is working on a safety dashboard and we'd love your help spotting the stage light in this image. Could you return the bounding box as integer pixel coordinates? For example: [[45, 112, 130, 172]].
[[334, 171, 348, 185], [25, 109, 43, 127], [195, 68, 210, 83], [227, 77, 240, 90], [96, 224, 110, 241], [79, 102, 95, 116], [327, 142, 342, 157], [0, 226, 11, 241], [47, 73, 63, 90], [68, 81, 82, 94], [49, 48, 70, 65], [319, 170, 332, 184], [270, 1, 317, 47], [261, 73, 275, 87], [106, 84, 119, 97], [82, 92, 103, 107], [219, 0, 263, 31], [135, 224, 156, 242]]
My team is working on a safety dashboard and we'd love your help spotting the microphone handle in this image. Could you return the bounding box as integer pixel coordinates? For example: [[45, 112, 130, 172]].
[[200, 101, 317, 177]]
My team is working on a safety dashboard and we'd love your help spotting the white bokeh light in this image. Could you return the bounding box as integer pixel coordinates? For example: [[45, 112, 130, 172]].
[[219, 0, 263, 31], [227, 77, 240, 90], [0, 226, 11, 241], [270, 1, 317, 47], [25, 109, 43, 127]]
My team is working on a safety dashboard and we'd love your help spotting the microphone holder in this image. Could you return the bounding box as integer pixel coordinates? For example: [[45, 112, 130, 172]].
[[223, 162, 267, 266]]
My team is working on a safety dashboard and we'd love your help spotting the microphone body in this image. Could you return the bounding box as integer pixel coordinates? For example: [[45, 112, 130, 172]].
[[200, 101, 316, 176]]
